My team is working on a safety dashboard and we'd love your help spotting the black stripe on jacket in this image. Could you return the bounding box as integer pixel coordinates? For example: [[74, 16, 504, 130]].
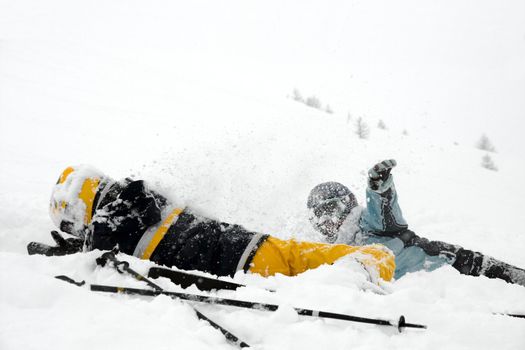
[[151, 210, 269, 277]]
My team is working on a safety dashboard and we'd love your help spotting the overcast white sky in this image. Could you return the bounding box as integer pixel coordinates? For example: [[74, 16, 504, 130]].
[[2, 0, 524, 158]]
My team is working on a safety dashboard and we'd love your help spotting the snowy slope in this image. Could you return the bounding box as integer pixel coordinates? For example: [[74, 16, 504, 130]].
[[1, 2, 525, 349]]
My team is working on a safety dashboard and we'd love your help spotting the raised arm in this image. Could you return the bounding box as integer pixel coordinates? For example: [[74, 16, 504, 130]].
[[359, 160, 408, 235]]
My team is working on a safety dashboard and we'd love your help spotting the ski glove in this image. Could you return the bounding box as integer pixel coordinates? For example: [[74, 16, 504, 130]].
[[368, 159, 397, 193], [27, 230, 84, 256]]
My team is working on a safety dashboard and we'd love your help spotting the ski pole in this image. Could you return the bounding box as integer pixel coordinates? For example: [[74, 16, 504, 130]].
[[58, 277, 425, 332], [493, 313, 525, 319], [94, 249, 251, 348]]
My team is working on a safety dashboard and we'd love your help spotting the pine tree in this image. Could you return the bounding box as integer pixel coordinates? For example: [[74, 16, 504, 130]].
[[292, 88, 304, 103], [377, 120, 387, 130], [355, 117, 370, 139], [305, 96, 322, 109], [481, 154, 498, 171], [476, 134, 496, 153]]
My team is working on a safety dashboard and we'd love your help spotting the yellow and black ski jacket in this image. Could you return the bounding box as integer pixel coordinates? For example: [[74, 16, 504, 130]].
[[86, 179, 395, 281]]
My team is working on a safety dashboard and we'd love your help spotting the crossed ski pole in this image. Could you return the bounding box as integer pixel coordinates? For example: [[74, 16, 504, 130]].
[[59, 249, 250, 348], [56, 250, 427, 333], [99, 249, 251, 347]]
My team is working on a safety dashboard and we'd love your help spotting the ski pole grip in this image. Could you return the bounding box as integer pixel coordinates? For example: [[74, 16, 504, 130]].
[[96, 248, 120, 267]]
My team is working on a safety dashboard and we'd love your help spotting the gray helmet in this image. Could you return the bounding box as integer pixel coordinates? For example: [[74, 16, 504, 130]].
[[307, 182, 357, 241]]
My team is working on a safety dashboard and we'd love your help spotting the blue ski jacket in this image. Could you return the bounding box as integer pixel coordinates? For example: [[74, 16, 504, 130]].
[[335, 178, 453, 279]]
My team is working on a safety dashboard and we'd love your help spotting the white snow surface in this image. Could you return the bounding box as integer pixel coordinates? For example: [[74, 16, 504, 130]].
[[1, 1, 525, 349]]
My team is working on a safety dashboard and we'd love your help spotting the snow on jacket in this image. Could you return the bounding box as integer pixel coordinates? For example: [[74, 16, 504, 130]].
[[86, 178, 396, 280]]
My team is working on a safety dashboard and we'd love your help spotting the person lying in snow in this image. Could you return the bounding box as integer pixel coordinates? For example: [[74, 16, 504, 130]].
[[307, 159, 525, 287], [27, 165, 395, 283]]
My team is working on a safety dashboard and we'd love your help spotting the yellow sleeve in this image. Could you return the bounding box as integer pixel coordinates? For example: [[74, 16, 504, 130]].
[[249, 236, 395, 282]]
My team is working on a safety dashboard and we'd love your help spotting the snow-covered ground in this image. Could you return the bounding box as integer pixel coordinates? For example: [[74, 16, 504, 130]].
[[1, 1, 525, 349]]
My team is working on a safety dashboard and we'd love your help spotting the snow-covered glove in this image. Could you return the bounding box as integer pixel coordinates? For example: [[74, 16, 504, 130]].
[[332, 255, 390, 295], [27, 230, 83, 256], [368, 159, 397, 193]]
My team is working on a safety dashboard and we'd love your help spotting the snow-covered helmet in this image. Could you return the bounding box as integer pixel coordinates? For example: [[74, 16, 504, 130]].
[[307, 182, 358, 241], [49, 165, 107, 237]]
